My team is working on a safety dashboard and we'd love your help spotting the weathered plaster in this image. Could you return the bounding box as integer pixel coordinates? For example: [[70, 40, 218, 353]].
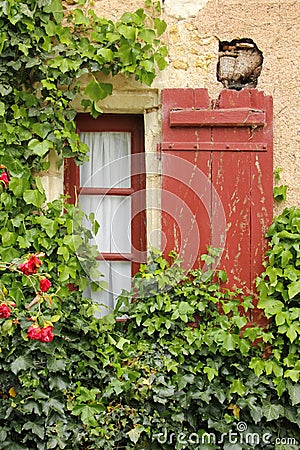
[[163, 0, 210, 19], [40, 150, 64, 203]]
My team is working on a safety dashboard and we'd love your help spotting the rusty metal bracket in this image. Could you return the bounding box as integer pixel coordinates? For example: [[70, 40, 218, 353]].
[[156, 142, 162, 160]]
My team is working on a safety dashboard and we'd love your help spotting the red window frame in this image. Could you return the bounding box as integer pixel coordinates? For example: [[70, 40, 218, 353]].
[[64, 113, 146, 276]]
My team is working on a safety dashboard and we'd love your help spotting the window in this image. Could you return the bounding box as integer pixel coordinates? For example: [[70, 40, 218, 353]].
[[65, 114, 146, 314]]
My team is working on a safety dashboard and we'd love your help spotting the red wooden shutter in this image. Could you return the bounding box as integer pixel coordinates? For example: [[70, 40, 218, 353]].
[[161, 88, 273, 324]]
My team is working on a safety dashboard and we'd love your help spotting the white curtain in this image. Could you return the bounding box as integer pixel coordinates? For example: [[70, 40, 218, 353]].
[[79, 132, 132, 315], [80, 195, 131, 253], [80, 132, 130, 188]]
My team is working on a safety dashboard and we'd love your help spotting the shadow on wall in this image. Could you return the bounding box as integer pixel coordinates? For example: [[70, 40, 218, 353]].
[[217, 38, 263, 90]]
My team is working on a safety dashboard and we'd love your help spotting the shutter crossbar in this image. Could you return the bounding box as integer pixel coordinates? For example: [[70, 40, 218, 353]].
[[170, 108, 266, 127], [161, 142, 267, 151]]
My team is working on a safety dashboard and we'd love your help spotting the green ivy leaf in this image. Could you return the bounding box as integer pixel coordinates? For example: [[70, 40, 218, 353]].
[[97, 48, 113, 62], [274, 185, 287, 202], [28, 138, 52, 157], [73, 8, 90, 26], [281, 249, 293, 267], [36, 216, 57, 238], [277, 230, 300, 240], [284, 370, 300, 382], [11, 355, 33, 375], [288, 281, 300, 299], [140, 70, 155, 86], [32, 122, 52, 139], [127, 425, 145, 444], [58, 264, 70, 282], [154, 18, 167, 37], [275, 311, 286, 326], [47, 397, 65, 415], [262, 403, 284, 421], [44, 20, 58, 37], [23, 189, 46, 207], [138, 28, 155, 44], [23, 422, 45, 439], [1, 319, 13, 333], [257, 298, 283, 317], [223, 333, 235, 351], [43, 0, 64, 22], [286, 382, 300, 406], [204, 366, 218, 382], [117, 24, 136, 40], [1, 229, 17, 247], [9, 177, 30, 197], [116, 337, 130, 350], [286, 323, 299, 342], [84, 80, 112, 102], [47, 356, 66, 371], [57, 246, 70, 261], [230, 379, 246, 396]]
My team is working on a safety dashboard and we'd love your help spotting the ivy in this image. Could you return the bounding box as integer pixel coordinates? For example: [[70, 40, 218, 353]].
[[256, 207, 300, 385], [0, 1, 167, 448], [64, 250, 299, 449], [0, 0, 167, 168], [1, 0, 299, 448], [273, 167, 288, 202]]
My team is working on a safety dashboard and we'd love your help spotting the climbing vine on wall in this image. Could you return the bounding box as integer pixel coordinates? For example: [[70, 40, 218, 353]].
[[0, 0, 167, 362], [0, 0, 167, 329], [0, 1, 168, 447], [0, 0, 167, 169]]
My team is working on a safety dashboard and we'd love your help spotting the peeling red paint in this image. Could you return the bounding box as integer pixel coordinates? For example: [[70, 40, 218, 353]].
[[161, 88, 273, 323]]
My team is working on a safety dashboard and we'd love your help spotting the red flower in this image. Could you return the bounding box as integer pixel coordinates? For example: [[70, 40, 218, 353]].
[[0, 303, 11, 318], [39, 326, 54, 343], [0, 171, 9, 187], [19, 254, 42, 275], [27, 325, 42, 340], [39, 278, 51, 292], [27, 325, 54, 343]]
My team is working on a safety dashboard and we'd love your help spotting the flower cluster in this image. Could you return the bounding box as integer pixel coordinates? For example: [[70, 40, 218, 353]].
[[40, 277, 51, 293], [0, 303, 12, 318], [27, 325, 54, 343], [0, 252, 55, 343], [0, 168, 56, 344], [19, 254, 42, 276]]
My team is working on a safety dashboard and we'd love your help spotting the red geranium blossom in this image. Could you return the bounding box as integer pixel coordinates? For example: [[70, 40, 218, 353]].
[[0, 303, 11, 318], [19, 254, 42, 275], [0, 171, 9, 187], [39, 278, 51, 292]]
